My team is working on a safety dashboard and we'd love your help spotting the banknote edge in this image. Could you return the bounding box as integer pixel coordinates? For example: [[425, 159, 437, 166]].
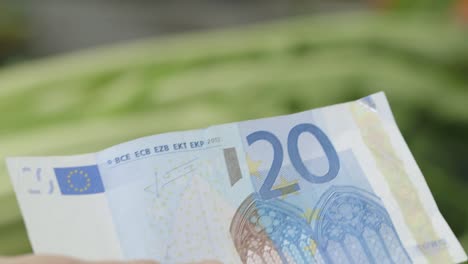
[[368, 92, 468, 263], [5, 92, 386, 159]]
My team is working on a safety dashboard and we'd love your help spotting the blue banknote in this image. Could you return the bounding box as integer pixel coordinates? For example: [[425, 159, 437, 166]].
[[6, 92, 467, 263], [235, 109, 408, 264]]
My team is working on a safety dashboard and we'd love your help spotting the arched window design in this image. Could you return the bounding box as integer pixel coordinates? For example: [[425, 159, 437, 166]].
[[230, 186, 411, 263], [230, 194, 319, 264], [313, 186, 411, 264]]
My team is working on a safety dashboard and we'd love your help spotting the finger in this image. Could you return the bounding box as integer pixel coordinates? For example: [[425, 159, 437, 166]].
[[0, 255, 159, 264], [0, 255, 81, 264], [97, 260, 159, 264], [189, 261, 222, 264]]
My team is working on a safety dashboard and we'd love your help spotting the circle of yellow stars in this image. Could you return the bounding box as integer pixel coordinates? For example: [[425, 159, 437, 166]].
[[67, 169, 91, 193], [247, 154, 300, 199]]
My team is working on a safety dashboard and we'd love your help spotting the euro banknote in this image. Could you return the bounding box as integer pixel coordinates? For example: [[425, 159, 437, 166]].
[[6, 92, 467, 264]]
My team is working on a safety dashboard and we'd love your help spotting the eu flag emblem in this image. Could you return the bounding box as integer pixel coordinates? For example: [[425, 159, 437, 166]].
[[54, 165, 104, 195]]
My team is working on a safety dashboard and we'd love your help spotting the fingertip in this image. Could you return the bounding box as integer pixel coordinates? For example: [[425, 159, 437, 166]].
[[123, 260, 159, 264]]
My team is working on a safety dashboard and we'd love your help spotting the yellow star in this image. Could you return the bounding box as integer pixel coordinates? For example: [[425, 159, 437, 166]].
[[301, 208, 321, 223], [272, 176, 299, 199], [246, 154, 262, 177], [302, 208, 314, 222], [304, 240, 317, 255]]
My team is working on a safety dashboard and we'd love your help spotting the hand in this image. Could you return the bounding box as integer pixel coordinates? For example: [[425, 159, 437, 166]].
[[0, 255, 156, 264], [0, 255, 221, 264]]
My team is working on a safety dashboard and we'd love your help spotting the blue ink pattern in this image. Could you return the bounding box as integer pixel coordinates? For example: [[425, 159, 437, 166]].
[[314, 186, 411, 264], [230, 194, 315, 264], [230, 186, 411, 264]]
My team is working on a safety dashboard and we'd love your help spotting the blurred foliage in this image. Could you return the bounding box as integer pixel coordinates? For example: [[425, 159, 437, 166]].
[[0, 12, 467, 256], [0, 1, 26, 64], [391, 0, 456, 11]]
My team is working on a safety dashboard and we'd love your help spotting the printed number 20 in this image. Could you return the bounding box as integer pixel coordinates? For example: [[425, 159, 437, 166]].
[[247, 123, 340, 200]]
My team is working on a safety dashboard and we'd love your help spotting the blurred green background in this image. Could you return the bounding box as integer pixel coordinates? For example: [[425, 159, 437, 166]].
[[0, 0, 467, 257]]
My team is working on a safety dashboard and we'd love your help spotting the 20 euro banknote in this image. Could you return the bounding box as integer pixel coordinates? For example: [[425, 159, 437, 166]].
[[6, 92, 467, 264]]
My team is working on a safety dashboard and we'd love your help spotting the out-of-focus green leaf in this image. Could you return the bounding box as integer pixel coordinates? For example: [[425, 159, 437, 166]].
[[0, 12, 466, 255]]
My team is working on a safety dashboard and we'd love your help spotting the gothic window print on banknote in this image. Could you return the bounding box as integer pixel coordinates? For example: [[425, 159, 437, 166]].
[[6, 92, 467, 263]]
